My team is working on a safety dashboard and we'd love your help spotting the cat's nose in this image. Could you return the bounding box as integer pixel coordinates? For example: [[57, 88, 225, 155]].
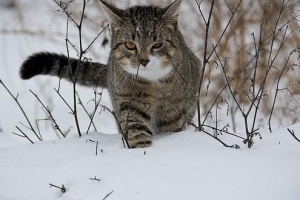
[[140, 59, 149, 67]]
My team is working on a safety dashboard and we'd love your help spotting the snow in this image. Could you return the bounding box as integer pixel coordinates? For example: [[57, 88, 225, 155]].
[[1, 128, 300, 200], [0, 1, 300, 200]]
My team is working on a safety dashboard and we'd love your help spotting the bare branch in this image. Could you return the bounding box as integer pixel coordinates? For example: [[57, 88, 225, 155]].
[[287, 128, 300, 143], [30, 90, 66, 138], [13, 126, 34, 144], [102, 190, 114, 200], [76, 91, 97, 132], [49, 183, 66, 193], [0, 79, 41, 141]]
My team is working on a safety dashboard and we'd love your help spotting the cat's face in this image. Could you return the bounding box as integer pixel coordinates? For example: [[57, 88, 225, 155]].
[[100, 0, 182, 82]]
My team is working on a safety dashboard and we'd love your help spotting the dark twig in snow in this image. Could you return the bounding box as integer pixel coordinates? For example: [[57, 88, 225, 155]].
[[88, 139, 100, 155], [49, 183, 66, 193], [102, 190, 114, 200], [89, 176, 101, 181], [287, 128, 300, 143]]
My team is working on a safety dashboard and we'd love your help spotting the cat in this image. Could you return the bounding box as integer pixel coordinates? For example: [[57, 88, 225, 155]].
[[20, 0, 201, 148]]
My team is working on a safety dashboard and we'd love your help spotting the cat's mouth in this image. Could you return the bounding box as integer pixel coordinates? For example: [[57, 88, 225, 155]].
[[124, 64, 172, 82]]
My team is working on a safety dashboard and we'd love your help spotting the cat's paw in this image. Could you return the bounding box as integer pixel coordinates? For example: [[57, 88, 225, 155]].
[[126, 131, 152, 148]]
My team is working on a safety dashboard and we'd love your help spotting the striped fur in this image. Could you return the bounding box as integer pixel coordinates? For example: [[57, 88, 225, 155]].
[[20, 52, 107, 87], [20, 0, 201, 148]]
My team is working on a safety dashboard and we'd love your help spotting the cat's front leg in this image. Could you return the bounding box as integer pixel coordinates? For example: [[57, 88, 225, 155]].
[[116, 101, 153, 148]]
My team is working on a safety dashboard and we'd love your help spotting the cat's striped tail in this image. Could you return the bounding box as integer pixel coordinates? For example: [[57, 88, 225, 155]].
[[20, 52, 108, 88]]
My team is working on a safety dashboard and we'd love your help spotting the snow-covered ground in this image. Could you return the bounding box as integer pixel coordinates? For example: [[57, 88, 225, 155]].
[[1, 127, 300, 200], [0, 0, 300, 200]]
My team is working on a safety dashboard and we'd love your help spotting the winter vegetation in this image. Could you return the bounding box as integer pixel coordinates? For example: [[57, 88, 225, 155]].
[[0, 0, 300, 199]]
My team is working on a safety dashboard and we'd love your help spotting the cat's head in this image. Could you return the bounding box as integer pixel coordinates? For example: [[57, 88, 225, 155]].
[[100, 0, 182, 82]]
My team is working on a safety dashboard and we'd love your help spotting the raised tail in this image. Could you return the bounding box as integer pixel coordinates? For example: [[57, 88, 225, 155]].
[[20, 52, 108, 88]]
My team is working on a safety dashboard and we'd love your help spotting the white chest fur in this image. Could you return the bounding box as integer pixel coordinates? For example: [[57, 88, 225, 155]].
[[123, 56, 173, 82]]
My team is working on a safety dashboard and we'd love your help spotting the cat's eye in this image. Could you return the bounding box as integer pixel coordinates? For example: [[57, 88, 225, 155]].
[[152, 42, 163, 49], [125, 42, 137, 50]]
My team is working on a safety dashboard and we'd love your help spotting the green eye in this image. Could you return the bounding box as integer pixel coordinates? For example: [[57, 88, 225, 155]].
[[125, 42, 136, 50], [152, 42, 163, 49]]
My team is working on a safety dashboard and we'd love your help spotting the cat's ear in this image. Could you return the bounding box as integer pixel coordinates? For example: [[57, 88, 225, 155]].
[[162, 0, 182, 23], [99, 0, 124, 22]]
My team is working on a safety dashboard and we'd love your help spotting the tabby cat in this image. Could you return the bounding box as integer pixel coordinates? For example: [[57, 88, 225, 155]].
[[20, 0, 201, 148]]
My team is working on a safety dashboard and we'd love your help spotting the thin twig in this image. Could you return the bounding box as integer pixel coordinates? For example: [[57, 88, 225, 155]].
[[88, 139, 100, 155], [196, 0, 215, 129], [0, 80, 41, 141], [13, 126, 34, 144], [76, 91, 97, 132], [85, 89, 104, 134], [102, 190, 114, 200], [30, 90, 66, 138], [54, 88, 74, 112], [268, 49, 297, 132], [201, 124, 246, 140], [84, 24, 109, 53], [201, 83, 229, 125], [49, 183, 66, 193], [89, 176, 101, 181], [101, 105, 129, 148], [201, 128, 240, 149], [287, 128, 300, 143]]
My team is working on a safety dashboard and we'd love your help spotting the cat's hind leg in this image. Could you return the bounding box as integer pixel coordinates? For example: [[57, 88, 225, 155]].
[[155, 100, 194, 133]]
